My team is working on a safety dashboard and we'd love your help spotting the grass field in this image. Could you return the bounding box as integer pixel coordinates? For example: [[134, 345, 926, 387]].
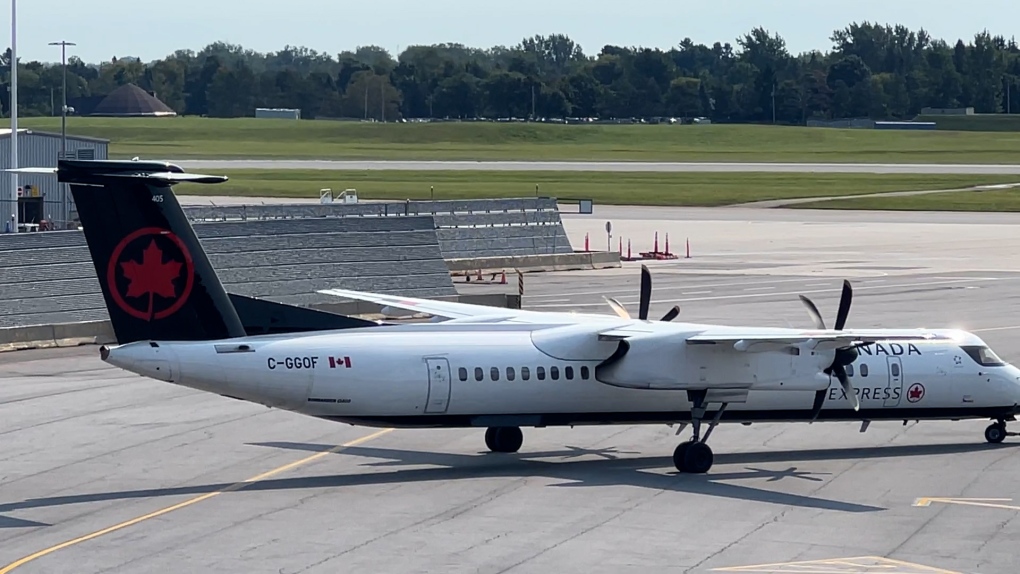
[[793, 188, 1020, 211], [187, 170, 1020, 207], [17, 116, 1020, 163], [915, 114, 1020, 132]]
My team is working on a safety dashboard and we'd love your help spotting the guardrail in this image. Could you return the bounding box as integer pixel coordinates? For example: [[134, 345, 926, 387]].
[[182, 197, 561, 222]]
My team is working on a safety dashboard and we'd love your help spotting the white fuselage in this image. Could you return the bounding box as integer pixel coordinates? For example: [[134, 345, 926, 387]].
[[101, 321, 1020, 430]]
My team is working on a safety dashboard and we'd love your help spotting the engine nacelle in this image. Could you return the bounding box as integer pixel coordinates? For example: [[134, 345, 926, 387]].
[[594, 336, 834, 392]]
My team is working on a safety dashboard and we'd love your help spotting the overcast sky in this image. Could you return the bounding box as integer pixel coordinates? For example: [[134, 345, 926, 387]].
[[5, 0, 1018, 64]]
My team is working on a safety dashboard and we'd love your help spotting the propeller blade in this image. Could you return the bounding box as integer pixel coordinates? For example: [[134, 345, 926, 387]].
[[603, 296, 631, 319], [833, 365, 860, 411], [660, 305, 680, 322], [809, 389, 826, 423], [834, 280, 853, 331], [798, 295, 826, 330], [639, 265, 652, 321]]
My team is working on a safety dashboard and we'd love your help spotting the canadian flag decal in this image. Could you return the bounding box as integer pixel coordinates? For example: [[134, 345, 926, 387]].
[[328, 356, 352, 368]]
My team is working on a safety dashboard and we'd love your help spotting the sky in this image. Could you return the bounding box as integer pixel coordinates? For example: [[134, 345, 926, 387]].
[[3, 0, 1018, 64]]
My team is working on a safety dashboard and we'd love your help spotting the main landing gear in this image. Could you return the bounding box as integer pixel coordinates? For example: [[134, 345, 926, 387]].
[[673, 390, 728, 474], [984, 419, 1018, 444], [485, 426, 523, 453]]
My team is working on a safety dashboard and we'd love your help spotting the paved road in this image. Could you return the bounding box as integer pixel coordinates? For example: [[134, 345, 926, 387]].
[[9, 208, 1020, 572], [172, 159, 1020, 174], [5, 270, 1020, 573]]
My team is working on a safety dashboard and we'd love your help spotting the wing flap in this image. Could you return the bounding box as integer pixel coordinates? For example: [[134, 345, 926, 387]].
[[317, 288, 527, 321]]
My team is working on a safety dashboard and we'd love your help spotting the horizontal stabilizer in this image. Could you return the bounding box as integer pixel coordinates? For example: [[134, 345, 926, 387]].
[[5, 160, 227, 186], [102, 172, 228, 184], [2, 167, 57, 174]]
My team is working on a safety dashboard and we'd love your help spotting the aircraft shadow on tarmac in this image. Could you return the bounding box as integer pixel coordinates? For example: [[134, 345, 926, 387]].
[[4, 440, 1016, 528]]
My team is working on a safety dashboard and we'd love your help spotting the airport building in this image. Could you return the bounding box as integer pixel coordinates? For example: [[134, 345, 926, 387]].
[[0, 129, 110, 232]]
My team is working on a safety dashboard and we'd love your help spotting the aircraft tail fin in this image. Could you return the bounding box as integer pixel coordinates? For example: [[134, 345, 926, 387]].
[[37, 159, 247, 344]]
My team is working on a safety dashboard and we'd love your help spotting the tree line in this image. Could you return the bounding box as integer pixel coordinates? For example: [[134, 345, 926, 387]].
[[1, 22, 1019, 124]]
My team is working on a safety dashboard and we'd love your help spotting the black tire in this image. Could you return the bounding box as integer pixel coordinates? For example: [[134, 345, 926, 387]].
[[683, 442, 714, 474], [673, 442, 691, 472], [985, 423, 1007, 444], [484, 427, 498, 451], [491, 427, 523, 453]]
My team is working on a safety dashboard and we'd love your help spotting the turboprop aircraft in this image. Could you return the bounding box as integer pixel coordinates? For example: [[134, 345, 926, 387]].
[[13, 159, 1020, 474]]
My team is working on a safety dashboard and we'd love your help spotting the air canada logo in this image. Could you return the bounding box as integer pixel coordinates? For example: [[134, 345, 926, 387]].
[[907, 382, 926, 403], [106, 227, 195, 321]]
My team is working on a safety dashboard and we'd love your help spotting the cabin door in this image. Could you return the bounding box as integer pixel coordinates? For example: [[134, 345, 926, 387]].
[[884, 356, 903, 407], [424, 357, 452, 414]]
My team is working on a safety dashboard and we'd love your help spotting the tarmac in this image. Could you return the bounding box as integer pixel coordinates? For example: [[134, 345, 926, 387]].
[[4, 208, 1020, 573]]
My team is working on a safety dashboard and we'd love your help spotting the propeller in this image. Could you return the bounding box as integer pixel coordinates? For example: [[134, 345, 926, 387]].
[[602, 264, 681, 322], [800, 280, 861, 413]]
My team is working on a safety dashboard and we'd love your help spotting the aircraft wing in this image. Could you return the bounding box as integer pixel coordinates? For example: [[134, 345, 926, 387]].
[[316, 288, 536, 321], [595, 326, 951, 352], [683, 328, 951, 352]]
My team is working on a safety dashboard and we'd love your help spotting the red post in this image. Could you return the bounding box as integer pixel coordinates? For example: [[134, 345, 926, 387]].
[[665, 233, 670, 255], [618, 236, 622, 254], [584, 232, 589, 251], [627, 239, 632, 259], [654, 231, 659, 253]]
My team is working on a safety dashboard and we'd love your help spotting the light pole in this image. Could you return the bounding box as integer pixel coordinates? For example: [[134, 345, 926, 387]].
[[9, 0, 17, 233], [48, 40, 75, 159]]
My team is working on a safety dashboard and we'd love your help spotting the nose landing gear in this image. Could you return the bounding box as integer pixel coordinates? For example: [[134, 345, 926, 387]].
[[984, 419, 1017, 444]]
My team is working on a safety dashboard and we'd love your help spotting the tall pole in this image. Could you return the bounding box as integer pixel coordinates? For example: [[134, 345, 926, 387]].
[[9, 0, 17, 233], [48, 41, 75, 160]]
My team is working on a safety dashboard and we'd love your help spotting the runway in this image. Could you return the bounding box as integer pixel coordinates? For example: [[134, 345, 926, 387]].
[[5, 209, 1020, 572], [172, 159, 1020, 174]]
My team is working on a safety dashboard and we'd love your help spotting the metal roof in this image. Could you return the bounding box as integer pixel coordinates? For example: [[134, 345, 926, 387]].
[[0, 128, 110, 144]]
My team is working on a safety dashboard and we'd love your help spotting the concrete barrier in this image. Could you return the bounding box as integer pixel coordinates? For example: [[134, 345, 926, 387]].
[[446, 251, 621, 275], [0, 320, 117, 353], [0, 294, 520, 353]]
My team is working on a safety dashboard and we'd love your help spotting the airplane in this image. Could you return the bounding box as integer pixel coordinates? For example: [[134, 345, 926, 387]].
[[11, 158, 1020, 475]]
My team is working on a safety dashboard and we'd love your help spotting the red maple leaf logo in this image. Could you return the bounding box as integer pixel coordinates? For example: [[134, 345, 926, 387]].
[[107, 228, 195, 322], [120, 240, 183, 315], [908, 384, 924, 401]]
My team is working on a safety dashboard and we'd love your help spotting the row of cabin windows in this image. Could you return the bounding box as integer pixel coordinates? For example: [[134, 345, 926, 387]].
[[844, 363, 900, 377], [457, 365, 591, 382]]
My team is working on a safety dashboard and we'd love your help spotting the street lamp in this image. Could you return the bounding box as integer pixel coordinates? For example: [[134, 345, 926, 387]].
[[48, 40, 75, 159]]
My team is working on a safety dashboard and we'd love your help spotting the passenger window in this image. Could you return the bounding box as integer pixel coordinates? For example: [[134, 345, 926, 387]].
[[458, 367, 468, 381], [891, 364, 900, 377], [565, 366, 574, 380], [521, 367, 530, 381], [551, 366, 560, 380], [537, 367, 546, 380], [490, 367, 500, 381], [507, 367, 516, 381], [581, 366, 590, 379], [860, 364, 869, 377], [474, 367, 483, 381], [846, 364, 854, 377]]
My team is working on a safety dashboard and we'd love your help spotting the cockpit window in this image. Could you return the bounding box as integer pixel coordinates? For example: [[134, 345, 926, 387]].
[[961, 346, 1006, 367]]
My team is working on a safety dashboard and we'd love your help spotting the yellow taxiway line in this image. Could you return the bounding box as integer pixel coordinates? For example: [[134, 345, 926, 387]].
[[0, 427, 394, 574], [913, 497, 1020, 511]]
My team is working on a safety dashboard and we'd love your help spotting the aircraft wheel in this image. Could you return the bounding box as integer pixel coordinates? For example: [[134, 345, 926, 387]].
[[683, 442, 714, 474], [486, 426, 523, 453], [672, 442, 691, 472], [985, 422, 1007, 444]]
